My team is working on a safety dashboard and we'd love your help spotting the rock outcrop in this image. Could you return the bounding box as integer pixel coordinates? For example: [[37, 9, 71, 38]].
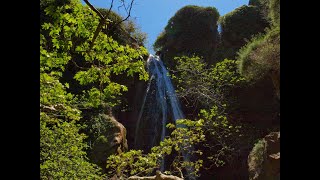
[[91, 114, 128, 171], [248, 131, 280, 180]]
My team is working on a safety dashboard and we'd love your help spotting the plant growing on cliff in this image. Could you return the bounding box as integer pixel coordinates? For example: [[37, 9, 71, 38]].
[[153, 5, 220, 67], [218, 5, 270, 60], [247, 139, 267, 179], [237, 24, 279, 84], [198, 105, 244, 168], [172, 55, 245, 114], [237, 0, 280, 83], [171, 55, 260, 171]]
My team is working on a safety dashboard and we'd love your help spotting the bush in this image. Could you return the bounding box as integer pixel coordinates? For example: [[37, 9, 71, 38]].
[[219, 5, 269, 59], [40, 118, 104, 179], [248, 139, 267, 179], [172, 56, 245, 116], [248, 0, 280, 27], [153, 5, 220, 68], [238, 26, 280, 81]]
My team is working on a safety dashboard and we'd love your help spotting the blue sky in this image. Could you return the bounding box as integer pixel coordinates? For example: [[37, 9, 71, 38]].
[[82, 0, 249, 54]]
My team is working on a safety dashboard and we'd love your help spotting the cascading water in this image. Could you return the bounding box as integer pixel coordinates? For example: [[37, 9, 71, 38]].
[[134, 54, 194, 178], [134, 54, 185, 150]]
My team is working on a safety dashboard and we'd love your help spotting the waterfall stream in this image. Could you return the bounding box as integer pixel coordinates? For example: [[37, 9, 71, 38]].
[[134, 54, 195, 179], [134, 54, 186, 167]]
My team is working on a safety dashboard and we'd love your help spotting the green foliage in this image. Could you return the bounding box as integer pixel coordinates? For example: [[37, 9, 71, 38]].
[[98, 8, 147, 46], [248, 0, 261, 6], [250, 139, 267, 167], [219, 5, 269, 59], [248, 0, 270, 21], [80, 113, 129, 171], [40, 56, 104, 178], [196, 105, 244, 167], [40, 119, 105, 179], [41, 0, 148, 109], [172, 55, 245, 112], [122, 20, 148, 46], [269, 0, 280, 27], [154, 5, 220, 67], [40, 0, 71, 7], [40, 73, 81, 123], [248, 139, 267, 179], [238, 26, 280, 81], [106, 119, 205, 179], [40, 0, 149, 178], [106, 102, 247, 178], [107, 149, 158, 178], [248, 0, 279, 27], [171, 55, 261, 170], [81, 113, 116, 145]]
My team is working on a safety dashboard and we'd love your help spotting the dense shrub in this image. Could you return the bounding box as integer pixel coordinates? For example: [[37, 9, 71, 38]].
[[238, 26, 280, 81], [219, 5, 269, 59], [154, 5, 220, 68], [172, 56, 245, 116]]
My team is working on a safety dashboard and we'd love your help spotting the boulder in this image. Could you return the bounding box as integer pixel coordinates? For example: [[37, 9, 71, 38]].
[[248, 131, 280, 180], [91, 114, 128, 171]]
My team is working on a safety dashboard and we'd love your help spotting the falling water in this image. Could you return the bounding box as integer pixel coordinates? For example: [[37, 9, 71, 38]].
[[134, 54, 185, 149], [134, 54, 194, 178]]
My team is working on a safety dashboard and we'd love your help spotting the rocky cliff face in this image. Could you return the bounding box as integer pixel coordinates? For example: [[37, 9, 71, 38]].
[[113, 74, 148, 150], [248, 131, 280, 180]]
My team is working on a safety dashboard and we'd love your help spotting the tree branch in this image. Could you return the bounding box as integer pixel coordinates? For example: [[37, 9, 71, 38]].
[[90, 19, 105, 50], [83, 0, 105, 19], [83, 0, 139, 50], [106, 0, 140, 47], [105, 0, 115, 30], [71, 59, 89, 70], [83, 0, 106, 50]]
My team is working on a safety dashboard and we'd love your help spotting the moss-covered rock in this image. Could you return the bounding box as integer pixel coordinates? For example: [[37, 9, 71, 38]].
[[219, 5, 270, 59], [248, 131, 280, 180], [90, 114, 128, 172], [238, 26, 280, 99], [154, 5, 220, 68]]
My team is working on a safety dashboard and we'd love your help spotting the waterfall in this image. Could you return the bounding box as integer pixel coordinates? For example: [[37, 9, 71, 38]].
[[134, 54, 185, 149], [134, 54, 194, 178]]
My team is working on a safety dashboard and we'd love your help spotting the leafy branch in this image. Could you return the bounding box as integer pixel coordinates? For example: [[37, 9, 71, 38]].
[[83, 0, 138, 50]]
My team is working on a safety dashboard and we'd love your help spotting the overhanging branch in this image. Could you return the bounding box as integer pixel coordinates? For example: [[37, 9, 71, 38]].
[[83, 0, 105, 19], [113, 0, 135, 28], [83, 0, 139, 50]]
